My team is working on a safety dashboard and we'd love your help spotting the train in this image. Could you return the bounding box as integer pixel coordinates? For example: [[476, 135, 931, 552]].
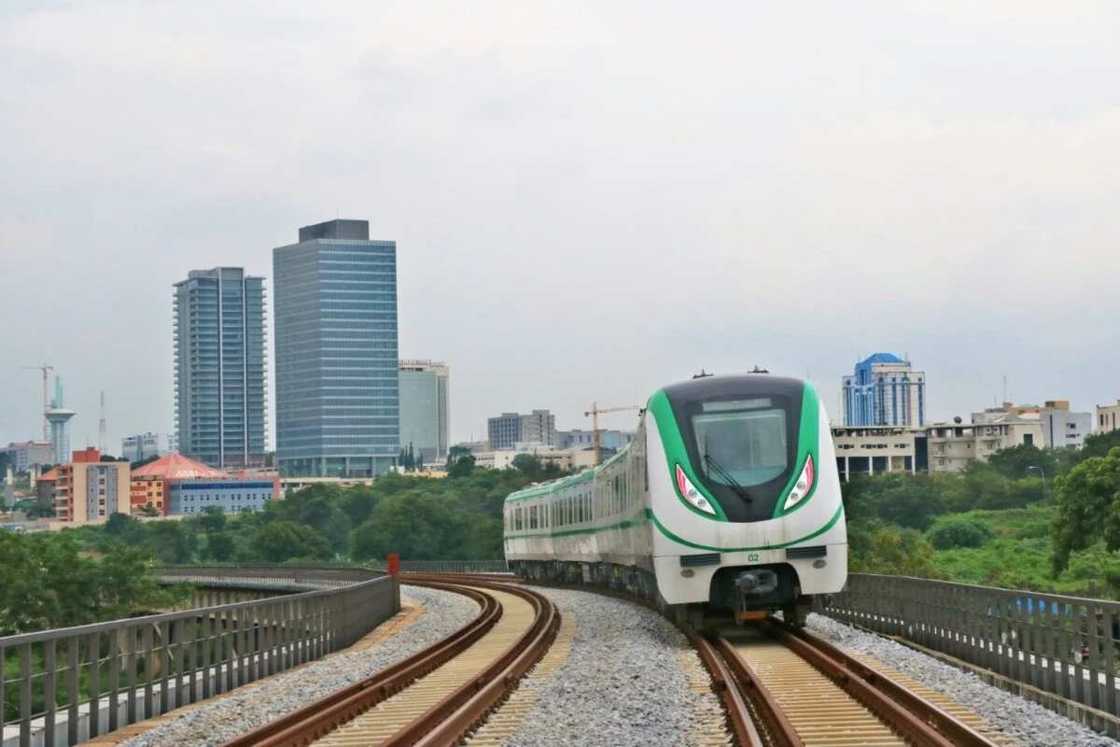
[[502, 373, 847, 627]]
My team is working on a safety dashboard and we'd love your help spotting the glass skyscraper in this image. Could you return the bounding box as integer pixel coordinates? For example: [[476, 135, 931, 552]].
[[399, 359, 449, 464], [273, 219, 399, 477], [842, 353, 926, 428], [173, 267, 267, 468]]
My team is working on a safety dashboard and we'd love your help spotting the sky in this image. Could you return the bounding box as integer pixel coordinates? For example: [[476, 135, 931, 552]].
[[1, 1, 1118, 450]]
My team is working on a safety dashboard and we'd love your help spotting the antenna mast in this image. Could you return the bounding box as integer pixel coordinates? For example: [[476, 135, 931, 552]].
[[99, 391, 107, 453]]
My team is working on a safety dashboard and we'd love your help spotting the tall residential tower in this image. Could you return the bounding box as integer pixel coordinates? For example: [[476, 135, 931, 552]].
[[274, 219, 399, 477], [173, 267, 267, 469]]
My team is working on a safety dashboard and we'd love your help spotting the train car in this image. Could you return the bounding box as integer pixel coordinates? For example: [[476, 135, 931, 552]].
[[503, 373, 847, 626]]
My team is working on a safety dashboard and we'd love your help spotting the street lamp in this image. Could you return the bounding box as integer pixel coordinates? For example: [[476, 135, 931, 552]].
[[1026, 465, 1047, 502]]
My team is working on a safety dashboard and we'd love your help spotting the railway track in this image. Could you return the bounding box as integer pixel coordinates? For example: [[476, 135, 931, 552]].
[[224, 574, 559, 747], [693, 618, 1003, 747]]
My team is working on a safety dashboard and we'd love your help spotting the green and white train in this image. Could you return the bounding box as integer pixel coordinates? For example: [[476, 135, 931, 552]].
[[502, 374, 847, 626]]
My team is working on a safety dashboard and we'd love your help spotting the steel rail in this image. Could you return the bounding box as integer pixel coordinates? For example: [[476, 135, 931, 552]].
[[764, 621, 995, 747], [714, 636, 802, 747], [688, 632, 768, 747], [224, 580, 499, 747], [399, 578, 560, 746], [225, 575, 558, 747], [783, 625, 997, 747]]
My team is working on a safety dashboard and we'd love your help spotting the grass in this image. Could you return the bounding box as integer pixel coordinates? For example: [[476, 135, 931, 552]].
[[926, 504, 1120, 599]]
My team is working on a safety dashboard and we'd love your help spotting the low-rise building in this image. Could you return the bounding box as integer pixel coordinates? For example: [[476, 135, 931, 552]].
[[1097, 400, 1120, 434], [472, 447, 598, 472], [925, 402, 1045, 473], [1039, 400, 1092, 449], [131, 452, 278, 515], [54, 448, 131, 523], [557, 429, 634, 453], [830, 426, 925, 481]]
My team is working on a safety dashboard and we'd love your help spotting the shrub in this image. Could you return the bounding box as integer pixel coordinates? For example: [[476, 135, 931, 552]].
[[927, 517, 994, 550]]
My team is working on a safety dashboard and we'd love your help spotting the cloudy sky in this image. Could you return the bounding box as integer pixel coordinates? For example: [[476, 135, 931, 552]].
[[1, 1, 1118, 450]]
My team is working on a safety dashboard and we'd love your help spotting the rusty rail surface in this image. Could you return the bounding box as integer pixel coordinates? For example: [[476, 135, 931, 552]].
[[225, 574, 559, 747]]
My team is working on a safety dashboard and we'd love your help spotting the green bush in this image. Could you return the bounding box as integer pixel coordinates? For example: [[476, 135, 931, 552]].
[[927, 517, 994, 550]]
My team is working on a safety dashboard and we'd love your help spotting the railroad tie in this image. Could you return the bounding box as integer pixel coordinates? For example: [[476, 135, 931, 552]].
[[841, 651, 1020, 747], [464, 613, 576, 746], [314, 589, 537, 746], [734, 640, 905, 747]]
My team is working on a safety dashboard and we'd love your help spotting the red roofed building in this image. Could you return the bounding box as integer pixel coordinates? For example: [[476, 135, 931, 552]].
[[130, 453, 278, 516], [130, 453, 224, 514]]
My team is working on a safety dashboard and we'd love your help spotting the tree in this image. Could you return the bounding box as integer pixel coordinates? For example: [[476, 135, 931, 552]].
[[448, 455, 476, 479], [351, 491, 467, 561], [927, 516, 994, 550], [340, 488, 377, 526], [852, 524, 940, 578], [206, 531, 236, 562], [1052, 447, 1120, 573], [1081, 430, 1120, 461], [841, 472, 946, 530], [198, 506, 227, 533], [511, 453, 543, 476], [987, 444, 1056, 480], [145, 520, 196, 564], [447, 445, 472, 467], [252, 521, 332, 563]]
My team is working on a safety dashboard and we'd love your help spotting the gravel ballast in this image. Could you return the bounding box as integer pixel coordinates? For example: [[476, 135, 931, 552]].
[[808, 613, 1118, 747], [505, 587, 724, 747], [121, 585, 479, 747]]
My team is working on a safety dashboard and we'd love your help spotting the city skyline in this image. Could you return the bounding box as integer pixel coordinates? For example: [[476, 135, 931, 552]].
[[2, 4, 1119, 451]]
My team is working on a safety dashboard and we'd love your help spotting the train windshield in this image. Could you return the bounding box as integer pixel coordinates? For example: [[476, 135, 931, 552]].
[[693, 399, 788, 488], [662, 375, 804, 522]]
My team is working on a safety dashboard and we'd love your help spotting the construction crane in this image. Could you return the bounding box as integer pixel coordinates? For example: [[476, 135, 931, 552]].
[[584, 402, 642, 466], [21, 364, 54, 441]]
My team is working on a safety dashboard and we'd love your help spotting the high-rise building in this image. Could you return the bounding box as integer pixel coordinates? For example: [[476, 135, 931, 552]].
[[842, 353, 926, 427], [121, 432, 167, 463], [173, 267, 267, 469], [274, 219, 399, 477], [399, 360, 449, 464], [487, 410, 557, 450]]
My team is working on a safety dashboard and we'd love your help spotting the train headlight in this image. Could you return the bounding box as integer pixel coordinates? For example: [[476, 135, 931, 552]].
[[783, 455, 815, 511], [675, 465, 716, 515]]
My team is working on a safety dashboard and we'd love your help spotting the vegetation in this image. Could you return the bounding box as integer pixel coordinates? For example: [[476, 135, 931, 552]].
[[844, 429, 1120, 599], [0, 531, 185, 636]]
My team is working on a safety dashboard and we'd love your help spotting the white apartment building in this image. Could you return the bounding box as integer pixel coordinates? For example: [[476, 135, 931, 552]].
[[1097, 401, 1120, 434], [1039, 400, 1092, 449]]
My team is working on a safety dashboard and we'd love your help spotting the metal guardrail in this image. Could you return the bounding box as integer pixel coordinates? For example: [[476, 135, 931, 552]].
[[391, 559, 511, 574], [1, 567, 397, 747], [822, 573, 1120, 736]]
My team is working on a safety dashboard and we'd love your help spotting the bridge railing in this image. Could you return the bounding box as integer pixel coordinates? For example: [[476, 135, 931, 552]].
[[390, 559, 511, 574], [1, 567, 397, 747], [822, 573, 1120, 735]]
